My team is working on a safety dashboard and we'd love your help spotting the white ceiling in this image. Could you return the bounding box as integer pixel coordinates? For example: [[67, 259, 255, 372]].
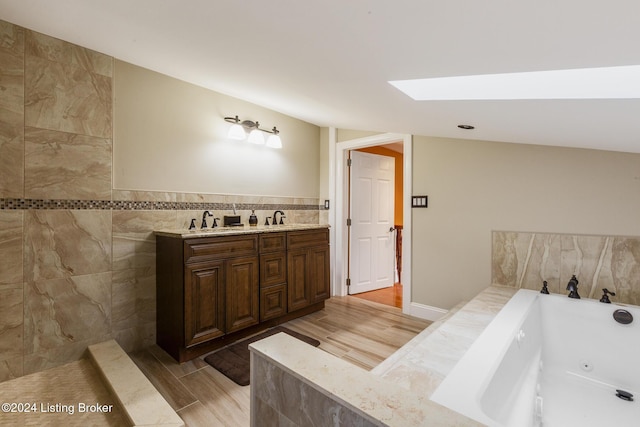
[[3, 0, 640, 153]]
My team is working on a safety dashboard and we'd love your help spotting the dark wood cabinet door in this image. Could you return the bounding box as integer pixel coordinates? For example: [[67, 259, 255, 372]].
[[287, 249, 312, 312], [260, 252, 287, 287], [260, 284, 287, 321], [225, 256, 260, 333], [309, 245, 330, 303], [184, 260, 225, 347]]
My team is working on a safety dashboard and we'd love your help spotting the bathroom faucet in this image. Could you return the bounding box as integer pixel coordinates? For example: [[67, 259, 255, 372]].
[[273, 210, 286, 225], [566, 275, 580, 299], [201, 211, 213, 229], [600, 288, 616, 303]]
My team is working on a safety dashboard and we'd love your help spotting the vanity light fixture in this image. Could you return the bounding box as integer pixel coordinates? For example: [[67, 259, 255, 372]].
[[224, 115, 282, 148]]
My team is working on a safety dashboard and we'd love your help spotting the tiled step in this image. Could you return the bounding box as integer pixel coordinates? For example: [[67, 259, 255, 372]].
[[88, 340, 184, 427]]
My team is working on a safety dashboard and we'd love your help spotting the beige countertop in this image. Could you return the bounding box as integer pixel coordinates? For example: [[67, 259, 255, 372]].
[[154, 223, 329, 239]]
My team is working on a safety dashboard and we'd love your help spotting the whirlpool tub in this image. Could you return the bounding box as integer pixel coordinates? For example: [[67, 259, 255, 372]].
[[431, 289, 639, 427]]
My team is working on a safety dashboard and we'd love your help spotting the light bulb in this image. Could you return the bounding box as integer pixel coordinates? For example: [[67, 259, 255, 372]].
[[227, 124, 246, 140], [248, 129, 265, 145], [266, 134, 282, 149]]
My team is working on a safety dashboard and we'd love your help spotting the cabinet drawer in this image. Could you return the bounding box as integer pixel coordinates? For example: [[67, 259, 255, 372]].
[[287, 229, 329, 250], [259, 233, 286, 253], [260, 252, 287, 287], [184, 235, 258, 263], [260, 284, 287, 321]]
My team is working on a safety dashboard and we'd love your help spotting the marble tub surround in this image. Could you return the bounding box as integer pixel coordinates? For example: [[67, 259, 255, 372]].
[[250, 333, 480, 427], [492, 230, 640, 305], [372, 286, 517, 396], [250, 286, 516, 426]]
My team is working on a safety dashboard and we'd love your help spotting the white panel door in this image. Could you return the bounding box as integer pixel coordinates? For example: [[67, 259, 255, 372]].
[[349, 150, 395, 294]]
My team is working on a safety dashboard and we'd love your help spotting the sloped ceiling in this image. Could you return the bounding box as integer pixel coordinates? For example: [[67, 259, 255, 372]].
[[3, 0, 640, 152]]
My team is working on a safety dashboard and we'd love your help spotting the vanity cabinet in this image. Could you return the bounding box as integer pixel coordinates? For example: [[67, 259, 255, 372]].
[[156, 227, 329, 362], [287, 229, 330, 312], [259, 233, 287, 321]]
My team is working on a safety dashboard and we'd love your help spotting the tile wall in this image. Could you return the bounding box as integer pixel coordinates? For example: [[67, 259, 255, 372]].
[[0, 20, 321, 382], [492, 230, 640, 305]]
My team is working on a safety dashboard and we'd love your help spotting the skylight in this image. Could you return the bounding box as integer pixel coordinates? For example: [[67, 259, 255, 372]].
[[389, 65, 640, 101]]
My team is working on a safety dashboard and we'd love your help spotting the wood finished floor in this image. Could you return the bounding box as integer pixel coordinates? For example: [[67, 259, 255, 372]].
[[352, 283, 403, 308], [130, 296, 431, 427]]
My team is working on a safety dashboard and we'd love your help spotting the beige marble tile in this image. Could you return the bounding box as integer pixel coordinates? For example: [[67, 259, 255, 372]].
[[0, 211, 23, 285], [0, 22, 25, 199], [113, 322, 156, 353], [111, 267, 155, 332], [250, 334, 481, 426], [288, 209, 320, 224], [112, 210, 175, 271], [23, 331, 113, 376], [25, 54, 112, 138], [0, 358, 127, 426], [88, 340, 184, 426], [179, 192, 227, 203], [0, 20, 25, 55], [0, 355, 23, 382], [493, 231, 640, 305], [24, 127, 112, 200], [560, 234, 609, 298], [113, 189, 178, 202], [609, 236, 640, 305], [0, 284, 23, 363], [25, 29, 112, 77], [24, 272, 112, 354], [24, 210, 111, 282]]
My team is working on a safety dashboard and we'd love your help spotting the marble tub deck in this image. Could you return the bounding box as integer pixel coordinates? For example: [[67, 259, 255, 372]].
[[249, 285, 518, 426]]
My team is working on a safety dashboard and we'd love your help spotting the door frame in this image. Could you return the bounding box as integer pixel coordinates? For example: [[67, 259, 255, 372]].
[[348, 150, 396, 295], [328, 129, 412, 314]]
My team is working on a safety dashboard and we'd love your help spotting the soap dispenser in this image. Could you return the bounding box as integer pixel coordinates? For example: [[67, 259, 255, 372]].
[[249, 210, 258, 226]]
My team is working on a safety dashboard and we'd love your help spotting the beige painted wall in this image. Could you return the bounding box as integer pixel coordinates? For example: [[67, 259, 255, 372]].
[[412, 135, 640, 309], [114, 60, 320, 197]]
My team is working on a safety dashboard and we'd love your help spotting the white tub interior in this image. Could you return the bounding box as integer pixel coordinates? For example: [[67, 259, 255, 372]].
[[431, 289, 640, 427]]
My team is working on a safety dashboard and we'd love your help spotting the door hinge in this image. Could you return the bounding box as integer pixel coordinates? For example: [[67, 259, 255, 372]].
[[347, 158, 352, 167], [346, 218, 352, 226], [346, 278, 351, 287]]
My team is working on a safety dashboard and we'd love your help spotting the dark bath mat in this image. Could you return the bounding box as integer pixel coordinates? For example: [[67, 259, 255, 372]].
[[204, 326, 320, 386]]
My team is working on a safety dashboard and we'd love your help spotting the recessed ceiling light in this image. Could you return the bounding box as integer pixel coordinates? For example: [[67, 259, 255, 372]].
[[389, 65, 640, 101], [458, 125, 474, 130]]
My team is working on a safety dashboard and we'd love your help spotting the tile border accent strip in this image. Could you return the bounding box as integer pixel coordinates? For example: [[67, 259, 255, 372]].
[[0, 198, 322, 211]]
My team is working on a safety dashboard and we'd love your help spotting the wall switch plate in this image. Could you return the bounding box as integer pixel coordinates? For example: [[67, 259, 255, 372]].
[[412, 196, 428, 208], [324, 200, 330, 209]]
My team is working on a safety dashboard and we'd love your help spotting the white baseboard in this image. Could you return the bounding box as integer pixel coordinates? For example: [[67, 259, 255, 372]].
[[406, 302, 448, 321]]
